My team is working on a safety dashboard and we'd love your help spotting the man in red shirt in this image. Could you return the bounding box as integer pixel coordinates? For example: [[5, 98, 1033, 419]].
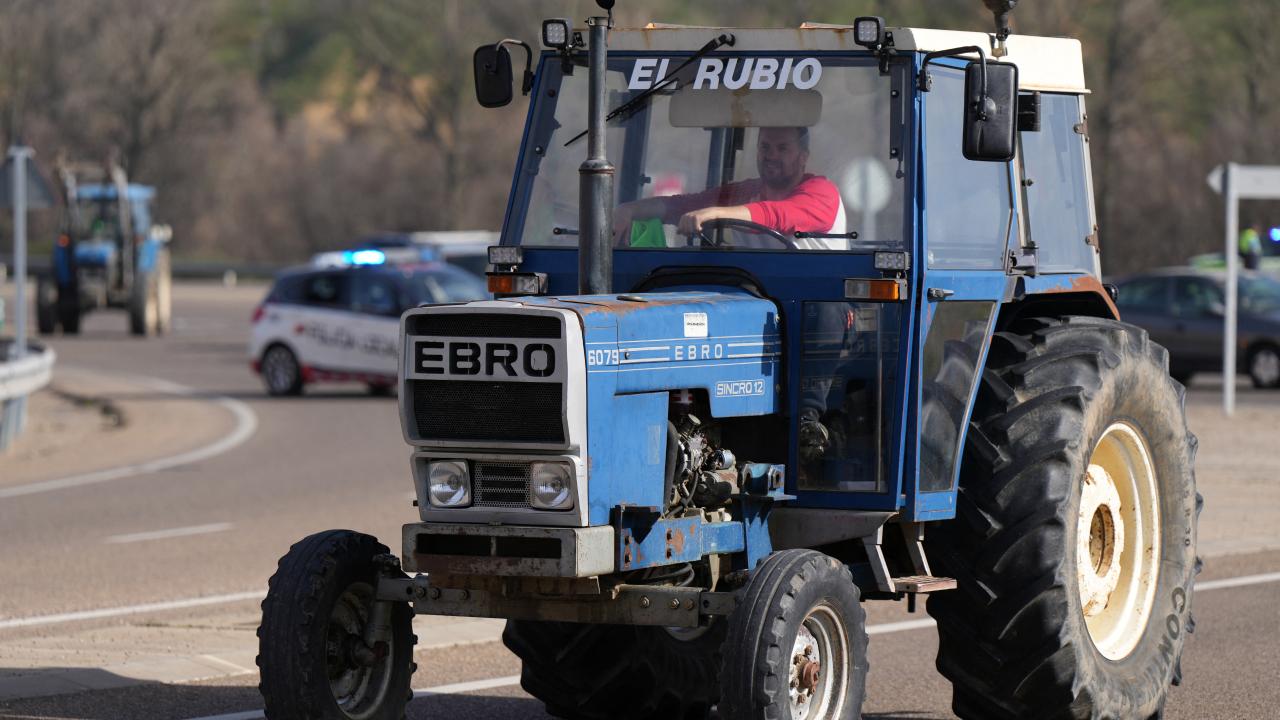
[[613, 127, 848, 250]]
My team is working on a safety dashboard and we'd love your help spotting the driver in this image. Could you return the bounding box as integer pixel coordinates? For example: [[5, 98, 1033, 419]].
[[612, 126, 848, 250]]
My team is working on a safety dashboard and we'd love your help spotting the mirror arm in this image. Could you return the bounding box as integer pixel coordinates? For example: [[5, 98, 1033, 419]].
[[918, 45, 987, 102], [495, 38, 535, 95]]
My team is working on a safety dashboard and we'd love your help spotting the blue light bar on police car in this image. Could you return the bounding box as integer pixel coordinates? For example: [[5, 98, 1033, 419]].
[[347, 249, 387, 265]]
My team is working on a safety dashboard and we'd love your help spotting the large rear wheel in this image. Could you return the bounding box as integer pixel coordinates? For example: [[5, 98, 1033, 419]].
[[927, 316, 1200, 720], [36, 277, 57, 335], [129, 269, 158, 336]]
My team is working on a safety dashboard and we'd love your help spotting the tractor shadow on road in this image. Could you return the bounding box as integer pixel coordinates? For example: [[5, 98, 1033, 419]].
[[0, 671, 948, 720]]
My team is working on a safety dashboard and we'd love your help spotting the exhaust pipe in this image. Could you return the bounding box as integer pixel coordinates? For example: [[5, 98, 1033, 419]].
[[577, 14, 614, 295]]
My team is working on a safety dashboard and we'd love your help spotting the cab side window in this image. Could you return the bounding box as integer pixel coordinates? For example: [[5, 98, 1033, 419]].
[[302, 273, 350, 310], [925, 67, 1012, 270], [1021, 94, 1095, 274], [353, 274, 402, 316]]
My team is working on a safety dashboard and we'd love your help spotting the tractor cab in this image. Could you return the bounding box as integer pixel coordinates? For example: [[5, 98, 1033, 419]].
[[489, 23, 1106, 521]]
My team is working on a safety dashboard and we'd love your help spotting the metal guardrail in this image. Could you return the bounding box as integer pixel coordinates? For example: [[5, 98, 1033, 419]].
[[0, 340, 56, 451]]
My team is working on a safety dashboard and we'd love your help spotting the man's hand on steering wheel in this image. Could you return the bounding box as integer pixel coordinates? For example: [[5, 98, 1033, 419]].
[[678, 207, 797, 249]]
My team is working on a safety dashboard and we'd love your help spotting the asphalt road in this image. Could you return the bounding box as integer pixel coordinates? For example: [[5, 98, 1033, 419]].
[[1, 282, 1278, 719]]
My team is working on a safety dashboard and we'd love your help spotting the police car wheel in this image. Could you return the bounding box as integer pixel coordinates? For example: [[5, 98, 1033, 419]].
[[262, 345, 304, 396], [1247, 344, 1280, 389], [926, 317, 1200, 720], [258, 530, 415, 720]]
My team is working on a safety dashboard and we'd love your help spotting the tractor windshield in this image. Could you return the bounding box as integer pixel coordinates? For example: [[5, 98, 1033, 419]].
[[513, 53, 905, 252]]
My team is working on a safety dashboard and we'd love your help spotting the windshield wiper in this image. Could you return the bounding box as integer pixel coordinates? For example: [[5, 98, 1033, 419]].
[[563, 33, 735, 147]]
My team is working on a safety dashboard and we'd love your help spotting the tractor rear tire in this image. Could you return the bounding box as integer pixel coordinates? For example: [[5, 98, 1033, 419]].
[[719, 549, 867, 720], [57, 293, 81, 335], [926, 317, 1200, 720], [257, 530, 415, 720], [503, 617, 724, 719], [129, 269, 158, 336], [36, 277, 57, 335]]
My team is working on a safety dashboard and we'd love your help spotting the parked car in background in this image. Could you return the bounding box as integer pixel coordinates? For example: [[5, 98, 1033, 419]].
[[1112, 267, 1280, 388], [249, 258, 489, 396]]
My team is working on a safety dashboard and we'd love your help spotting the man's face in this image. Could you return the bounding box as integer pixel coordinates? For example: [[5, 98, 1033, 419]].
[[756, 128, 808, 191]]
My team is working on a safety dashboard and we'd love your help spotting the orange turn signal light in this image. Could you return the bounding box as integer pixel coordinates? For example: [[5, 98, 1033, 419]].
[[487, 272, 546, 296], [844, 278, 905, 302]]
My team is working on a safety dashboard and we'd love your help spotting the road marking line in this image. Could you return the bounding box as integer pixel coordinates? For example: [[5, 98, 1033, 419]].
[[106, 522, 234, 545], [0, 373, 257, 500], [0, 591, 264, 631], [867, 618, 937, 635], [1196, 570, 1280, 591], [196, 654, 257, 675], [413, 674, 523, 697]]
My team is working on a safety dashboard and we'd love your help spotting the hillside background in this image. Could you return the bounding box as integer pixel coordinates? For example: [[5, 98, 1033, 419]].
[[2, 0, 1278, 273]]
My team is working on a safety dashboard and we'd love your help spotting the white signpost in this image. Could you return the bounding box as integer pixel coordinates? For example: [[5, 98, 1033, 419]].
[[1206, 163, 1280, 415]]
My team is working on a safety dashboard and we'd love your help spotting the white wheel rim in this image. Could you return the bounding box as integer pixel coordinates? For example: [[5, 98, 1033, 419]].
[[1079, 421, 1161, 660], [788, 603, 848, 720], [1253, 349, 1280, 386]]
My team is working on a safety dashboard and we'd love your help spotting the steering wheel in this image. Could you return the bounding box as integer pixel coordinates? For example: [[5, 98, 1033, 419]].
[[691, 217, 797, 250]]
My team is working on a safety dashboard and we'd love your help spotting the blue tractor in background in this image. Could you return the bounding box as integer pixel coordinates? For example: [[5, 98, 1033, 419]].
[[258, 3, 1201, 719], [36, 159, 172, 336]]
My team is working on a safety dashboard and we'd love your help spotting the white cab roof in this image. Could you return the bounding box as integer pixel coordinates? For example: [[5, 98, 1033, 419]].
[[603, 25, 1086, 94]]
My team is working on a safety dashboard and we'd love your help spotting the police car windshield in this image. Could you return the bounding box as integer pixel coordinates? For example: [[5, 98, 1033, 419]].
[[515, 54, 905, 251], [407, 266, 489, 305]]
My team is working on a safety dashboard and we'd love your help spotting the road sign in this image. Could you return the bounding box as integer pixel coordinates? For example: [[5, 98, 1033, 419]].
[[1207, 164, 1280, 199], [0, 156, 55, 209]]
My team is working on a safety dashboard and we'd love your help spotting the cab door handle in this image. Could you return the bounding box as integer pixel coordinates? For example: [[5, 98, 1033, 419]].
[[927, 287, 955, 301]]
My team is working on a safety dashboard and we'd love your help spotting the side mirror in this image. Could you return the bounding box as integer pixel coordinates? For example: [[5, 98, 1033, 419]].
[[962, 60, 1018, 162], [1206, 301, 1226, 317], [474, 44, 514, 108]]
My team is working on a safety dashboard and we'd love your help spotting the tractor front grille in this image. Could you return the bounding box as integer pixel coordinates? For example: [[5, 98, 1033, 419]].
[[409, 379, 565, 444], [472, 461, 533, 508]]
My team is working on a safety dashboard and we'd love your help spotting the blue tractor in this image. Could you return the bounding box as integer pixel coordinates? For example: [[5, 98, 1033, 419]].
[[36, 159, 172, 336], [258, 4, 1200, 719]]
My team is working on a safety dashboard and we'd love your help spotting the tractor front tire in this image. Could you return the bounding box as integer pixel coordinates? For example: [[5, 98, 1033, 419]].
[[927, 317, 1200, 720], [36, 277, 57, 335], [258, 530, 415, 720], [719, 549, 867, 720], [503, 617, 724, 719]]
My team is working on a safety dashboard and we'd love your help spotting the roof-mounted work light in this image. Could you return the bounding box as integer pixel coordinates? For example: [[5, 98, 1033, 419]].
[[853, 16, 885, 50], [542, 19, 571, 49]]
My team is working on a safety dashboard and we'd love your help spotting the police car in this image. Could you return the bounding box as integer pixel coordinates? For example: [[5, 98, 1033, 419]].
[[249, 251, 488, 396]]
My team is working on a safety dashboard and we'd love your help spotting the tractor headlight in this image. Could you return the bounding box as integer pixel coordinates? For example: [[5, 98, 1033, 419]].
[[427, 460, 472, 508], [530, 462, 574, 510]]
